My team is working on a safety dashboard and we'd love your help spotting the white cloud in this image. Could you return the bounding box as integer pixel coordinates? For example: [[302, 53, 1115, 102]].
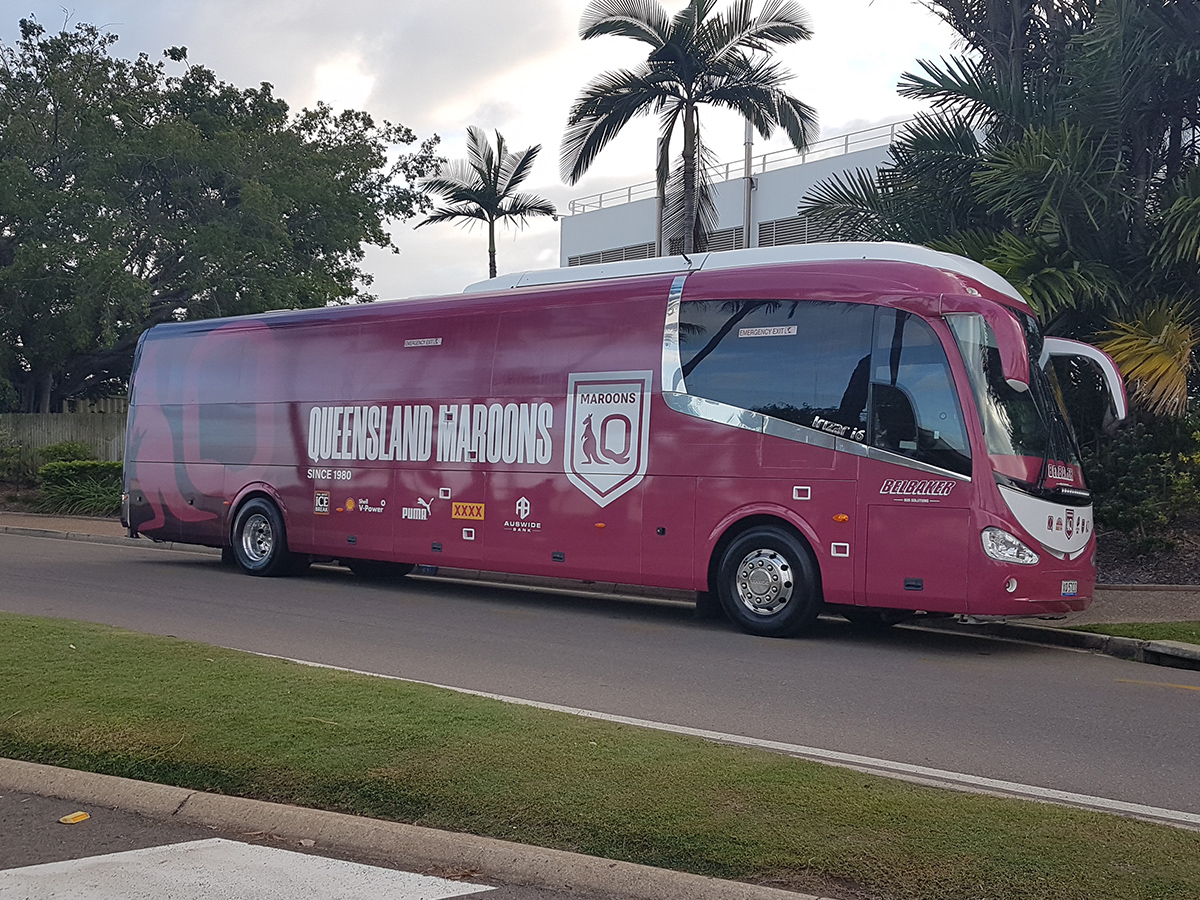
[[311, 53, 376, 113]]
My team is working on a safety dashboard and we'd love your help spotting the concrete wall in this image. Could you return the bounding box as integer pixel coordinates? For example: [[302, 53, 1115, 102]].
[[560, 144, 893, 265]]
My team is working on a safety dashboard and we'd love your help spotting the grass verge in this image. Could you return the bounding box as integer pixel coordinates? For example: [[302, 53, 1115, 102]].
[[1068, 621, 1200, 646], [2, 612, 1198, 900]]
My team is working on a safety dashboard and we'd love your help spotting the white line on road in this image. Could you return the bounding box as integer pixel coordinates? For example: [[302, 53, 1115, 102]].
[[0, 838, 493, 900], [248, 650, 1200, 832]]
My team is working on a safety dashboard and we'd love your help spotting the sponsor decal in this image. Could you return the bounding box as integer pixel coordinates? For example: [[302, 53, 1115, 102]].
[[738, 325, 798, 338], [345, 498, 356, 511], [1065, 509, 1074, 539], [402, 497, 433, 521], [504, 496, 542, 533], [1056, 517, 1063, 531], [314, 491, 330, 515], [879, 479, 955, 498], [304, 402, 553, 466], [1047, 515, 1055, 532], [564, 370, 653, 508], [356, 498, 386, 514], [451, 502, 485, 521], [404, 337, 442, 348]]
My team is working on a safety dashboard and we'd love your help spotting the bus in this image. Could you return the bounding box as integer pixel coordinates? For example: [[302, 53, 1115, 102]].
[[121, 243, 1126, 637]]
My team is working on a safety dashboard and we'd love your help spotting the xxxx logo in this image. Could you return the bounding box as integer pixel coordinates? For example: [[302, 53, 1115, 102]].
[[564, 370, 653, 508], [451, 502, 485, 520]]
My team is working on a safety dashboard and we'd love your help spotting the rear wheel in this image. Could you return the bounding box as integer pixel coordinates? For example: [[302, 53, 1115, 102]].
[[716, 526, 821, 637], [231, 498, 297, 577]]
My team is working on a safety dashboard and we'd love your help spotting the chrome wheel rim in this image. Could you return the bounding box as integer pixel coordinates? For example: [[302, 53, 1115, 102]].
[[734, 548, 793, 616], [241, 512, 274, 564]]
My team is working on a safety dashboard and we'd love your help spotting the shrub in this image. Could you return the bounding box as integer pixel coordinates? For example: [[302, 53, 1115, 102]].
[[1081, 414, 1200, 552], [38, 441, 97, 464], [37, 461, 123, 517], [0, 429, 21, 481]]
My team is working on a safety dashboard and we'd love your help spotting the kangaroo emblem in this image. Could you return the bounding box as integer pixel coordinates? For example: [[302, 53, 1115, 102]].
[[580, 414, 607, 465]]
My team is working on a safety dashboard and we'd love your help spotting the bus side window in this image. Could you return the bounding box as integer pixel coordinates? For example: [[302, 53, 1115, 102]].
[[678, 298, 875, 442], [870, 310, 972, 477]]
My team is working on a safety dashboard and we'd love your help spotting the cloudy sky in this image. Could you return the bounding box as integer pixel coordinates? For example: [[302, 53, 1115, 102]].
[[3, 1, 959, 298]]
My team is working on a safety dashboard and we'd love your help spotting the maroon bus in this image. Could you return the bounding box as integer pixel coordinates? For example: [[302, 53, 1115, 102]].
[[122, 243, 1126, 637]]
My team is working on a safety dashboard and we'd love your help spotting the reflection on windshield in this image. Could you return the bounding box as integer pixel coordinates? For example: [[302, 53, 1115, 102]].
[[948, 313, 1084, 494]]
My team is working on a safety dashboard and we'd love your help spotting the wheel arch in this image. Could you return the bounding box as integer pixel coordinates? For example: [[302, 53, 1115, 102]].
[[705, 508, 824, 600], [226, 483, 288, 546]]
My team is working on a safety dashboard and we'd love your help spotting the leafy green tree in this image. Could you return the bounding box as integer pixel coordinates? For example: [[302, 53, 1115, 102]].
[[417, 127, 556, 279], [0, 19, 442, 412], [799, 0, 1200, 418], [561, 0, 818, 255]]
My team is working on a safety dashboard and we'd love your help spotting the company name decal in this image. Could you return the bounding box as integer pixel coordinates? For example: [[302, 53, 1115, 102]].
[[879, 479, 955, 497], [306, 402, 553, 465]]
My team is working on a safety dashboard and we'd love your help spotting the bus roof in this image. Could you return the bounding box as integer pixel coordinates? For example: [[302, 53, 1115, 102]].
[[465, 242, 1028, 309]]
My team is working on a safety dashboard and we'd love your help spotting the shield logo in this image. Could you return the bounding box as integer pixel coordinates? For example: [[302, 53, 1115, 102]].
[[564, 370, 653, 507], [1065, 509, 1074, 539]]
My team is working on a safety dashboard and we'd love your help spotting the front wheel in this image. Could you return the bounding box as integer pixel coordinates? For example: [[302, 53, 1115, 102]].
[[716, 527, 821, 637], [231, 498, 297, 577]]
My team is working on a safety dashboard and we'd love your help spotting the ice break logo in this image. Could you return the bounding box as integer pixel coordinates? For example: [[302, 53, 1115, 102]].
[[564, 370, 653, 508]]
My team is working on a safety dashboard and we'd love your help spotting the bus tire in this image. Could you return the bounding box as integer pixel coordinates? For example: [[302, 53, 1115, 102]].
[[716, 527, 820, 637], [347, 559, 414, 580], [231, 498, 295, 577]]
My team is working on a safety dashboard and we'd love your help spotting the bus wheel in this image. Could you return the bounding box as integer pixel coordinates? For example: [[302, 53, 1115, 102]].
[[716, 527, 820, 637], [347, 560, 414, 580], [231, 498, 294, 577]]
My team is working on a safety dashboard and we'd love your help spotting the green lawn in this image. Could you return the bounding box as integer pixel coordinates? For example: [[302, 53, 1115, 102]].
[[2, 612, 1198, 900], [1069, 622, 1200, 646]]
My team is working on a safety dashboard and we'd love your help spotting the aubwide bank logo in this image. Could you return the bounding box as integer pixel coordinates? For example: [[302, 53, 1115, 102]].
[[564, 370, 653, 508]]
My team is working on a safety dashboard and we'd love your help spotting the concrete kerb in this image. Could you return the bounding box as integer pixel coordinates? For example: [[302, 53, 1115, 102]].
[[914, 619, 1200, 671], [3, 519, 1198, 671], [0, 758, 828, 900]]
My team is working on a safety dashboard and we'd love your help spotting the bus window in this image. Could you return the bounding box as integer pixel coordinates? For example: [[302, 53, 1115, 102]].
[[679, 299, 875, 442], [870, 310, 971, 477]]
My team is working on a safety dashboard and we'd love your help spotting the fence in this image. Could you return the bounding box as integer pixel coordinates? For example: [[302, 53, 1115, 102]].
[[0, 413, 126, 468]]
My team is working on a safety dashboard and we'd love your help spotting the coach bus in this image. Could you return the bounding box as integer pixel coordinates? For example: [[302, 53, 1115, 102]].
[[121, 243, 1126, 637]]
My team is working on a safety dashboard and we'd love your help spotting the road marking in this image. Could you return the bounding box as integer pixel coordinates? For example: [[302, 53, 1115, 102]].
[[1117, 678, 1200, 693], [0, 838, 493, 899], [248, 650, 1200, 832]]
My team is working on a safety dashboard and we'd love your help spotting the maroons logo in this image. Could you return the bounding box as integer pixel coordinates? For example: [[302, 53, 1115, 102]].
[[564, 370, 653, 508]]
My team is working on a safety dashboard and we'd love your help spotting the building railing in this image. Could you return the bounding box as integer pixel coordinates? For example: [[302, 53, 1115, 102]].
[[566, 119, 910, 216]]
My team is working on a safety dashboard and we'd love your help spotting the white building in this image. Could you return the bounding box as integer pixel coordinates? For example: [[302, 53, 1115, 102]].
[[560, 121, 903, 267]]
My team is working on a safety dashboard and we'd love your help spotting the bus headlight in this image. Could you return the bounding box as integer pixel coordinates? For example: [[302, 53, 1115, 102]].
[[981, 527, 1040, 566]]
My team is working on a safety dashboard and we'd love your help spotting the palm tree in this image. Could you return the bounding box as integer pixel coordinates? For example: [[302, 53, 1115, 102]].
[[561, 0, 819, 255], [418, 127, 556, 278]]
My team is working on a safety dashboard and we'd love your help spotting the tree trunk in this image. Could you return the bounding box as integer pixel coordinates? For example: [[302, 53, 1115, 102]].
[[682, 105, 697, 256], [488, 217, 497, 279]]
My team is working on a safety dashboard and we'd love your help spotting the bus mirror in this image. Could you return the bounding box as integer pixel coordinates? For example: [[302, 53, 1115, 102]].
[[981, 307, 1030, 392], [1041, 337, 1129, 422]]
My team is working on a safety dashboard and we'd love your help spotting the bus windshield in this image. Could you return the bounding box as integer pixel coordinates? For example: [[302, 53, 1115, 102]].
[[947, 312, 1087, 499]]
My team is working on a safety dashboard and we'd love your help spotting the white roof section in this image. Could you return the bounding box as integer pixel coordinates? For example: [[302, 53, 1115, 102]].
[[465, 242, 1027, 306]]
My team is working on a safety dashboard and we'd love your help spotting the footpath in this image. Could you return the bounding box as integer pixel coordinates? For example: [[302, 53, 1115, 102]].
[[1, 511, 1198, 900]]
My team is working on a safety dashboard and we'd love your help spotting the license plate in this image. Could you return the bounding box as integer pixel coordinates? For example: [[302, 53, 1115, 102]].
[[1061, 580, 1078, 597]]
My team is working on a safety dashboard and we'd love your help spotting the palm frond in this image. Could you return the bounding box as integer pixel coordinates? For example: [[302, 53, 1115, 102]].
[[579, 0, 671, 47], [1098, 300, 1197, 417], [560, 67, 669, 183]]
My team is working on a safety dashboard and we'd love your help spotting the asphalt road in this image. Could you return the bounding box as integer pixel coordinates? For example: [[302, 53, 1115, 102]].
[[2, 532, 1198, 817]]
